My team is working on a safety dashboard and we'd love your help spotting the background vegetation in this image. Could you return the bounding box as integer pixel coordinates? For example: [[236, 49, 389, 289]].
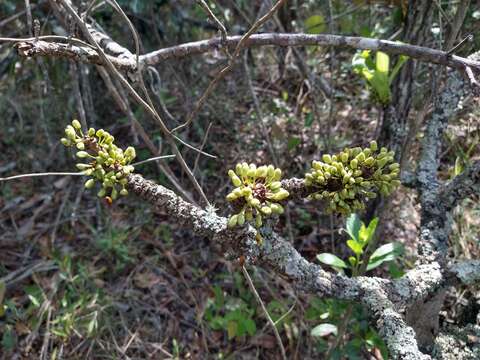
[[1, 1, 479, 359]]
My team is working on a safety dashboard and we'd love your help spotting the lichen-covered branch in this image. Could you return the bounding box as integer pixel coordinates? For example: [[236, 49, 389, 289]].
[[139, 33, 480, 78], [15, 40, 135, 70], [440, 160, 480, 211], [125, 172, 475, 358]]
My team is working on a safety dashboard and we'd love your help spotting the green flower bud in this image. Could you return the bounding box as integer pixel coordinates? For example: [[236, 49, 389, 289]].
[[125, 146, 136, 160], [322, 154, 332, 164], [356, 152, 366, 162], [271, 189, 289, 201], [389, 163, 400, 171], [235, 163, 243, 175], [245, 211, 253, 221], [256, 166, 268, 178], [76, 142, 85, 150], [370, 140, 378, 151], [380, 147, 388, 153], [391, 179, 401, 187], [97, 188, 106, 197], [255, 214, 263, 228], [72, 119, 81, 129], [270, 203, 283, 214], [85, 179, 95, 189], [111, 187, 118, 200], [83, 169, 94, 176], [242, 187, 253, 197], [270, 181, 282, 191], [363, 148, 371, 157], [120, 189, 128, 196], [76, 151, 89, 158], [88, 128, 95, 136], [228, 214, 238, 228], [350, 159, 358, 169], [251, 198, 261, 207], [377, 158, 389, 168], [273, 168, 282, 181], [261, 206, 272, 215], [312, 161, 322, 170], [267, 165, 275, 178], [364, 157, 375, 166], [96, 129, 105, 138], [76, 163, 91, 170], [340, 152, 349, 163], [226, 193, 237, 201], [65, 126, 76, 140], [237, 213, 245, 226], [247, 168, 256, 178], [60, 138, 71, 146]]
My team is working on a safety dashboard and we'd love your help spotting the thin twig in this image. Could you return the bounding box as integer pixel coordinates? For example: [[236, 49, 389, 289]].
[[242, 265, 287, 360], [57, 0, 211, 206], [0, 172, 83, 182], [171, 0, 287, 133], [131, 154, 176, 166]]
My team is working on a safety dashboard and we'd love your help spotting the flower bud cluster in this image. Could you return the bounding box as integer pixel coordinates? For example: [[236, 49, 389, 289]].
[[61, 120, 136, 201], [226, 163, 289, 228], [304, 141, 400, 214]]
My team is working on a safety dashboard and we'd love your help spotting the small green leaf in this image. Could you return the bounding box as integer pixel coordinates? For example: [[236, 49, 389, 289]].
[[317, 253, 348, 269], [347, 240, 363, 256], [454, 157, 464, 176], [304, 112, 314, 127], [375, 51, 390, 75], [367, 242, 403, 271], [311, 323, 338, 337], [346, 213, 361, 242], [227, 321, 238, 339], [359, 217, 378, 244], [305, 14, 326, 34], [244, 318, 256, 336], [287, 137, 301, 151]]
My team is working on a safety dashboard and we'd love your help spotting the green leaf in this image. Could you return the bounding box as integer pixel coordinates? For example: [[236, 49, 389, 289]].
[[287, 137, 301, 151], [454, 157, 464, 176], [304, 112, 314, 127], [358, 217, 378, 244], [317, 253, 348, 269], [389, 54, 408, 84], [375, 51, 390, 75], [243, 318, 256, 336], [305, 14, 326, 34], [1, 325, 16, 351], [367, 242, 403, 271], [227, 320, 238, 339], [347, 240, 363, 256], [345, 214, 361, 242], [311, 323, 338, 337]]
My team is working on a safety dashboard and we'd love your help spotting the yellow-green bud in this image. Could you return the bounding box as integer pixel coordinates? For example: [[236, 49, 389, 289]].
[[322, 154, 332, 164], [76, 163, 91, 170], [97, 188, 106, 197], [237, 213, 245, 226], [120, 189, 128, 196], [72, 119, 81, 129], [370, 140, 378, 151], [226, 193, 237, 201], [255, 214, 263, 228], [256, 166, 268, 178], [88, 128, 95, 136], [270, 181, 282, 191], [356, 152, 366, 162], [341, 152, 349, 163], [85, 179, 95, 189], [273, 168, 282, 181], [65, 126, 76, 140], [270, 203, 284, 214], [228, 214, 238, 228], [60, 138, 70, 146], [76, 151, 89, 158], [261, 206, 272, 215], [125, 146, 136, 160], [364, 157, 375, 166], [76, 142, 85, 150], [350, 159, 358, 169]]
